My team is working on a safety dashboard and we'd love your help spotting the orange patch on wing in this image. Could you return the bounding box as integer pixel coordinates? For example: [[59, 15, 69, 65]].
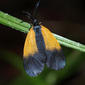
[[41, 25, 61, 51], [23, 27, 38, 58]]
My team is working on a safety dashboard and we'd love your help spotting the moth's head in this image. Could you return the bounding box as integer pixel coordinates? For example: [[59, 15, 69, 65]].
[[33, 18, 39, 26]]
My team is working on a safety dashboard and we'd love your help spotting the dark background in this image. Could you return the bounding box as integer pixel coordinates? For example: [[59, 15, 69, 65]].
[[0, 0, 85, 51], [0, 0, 85, 85]]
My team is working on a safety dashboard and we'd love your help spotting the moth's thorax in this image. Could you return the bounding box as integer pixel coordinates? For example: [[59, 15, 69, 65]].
[[33, 25, 46, 56], [33, 25, 41, 33]]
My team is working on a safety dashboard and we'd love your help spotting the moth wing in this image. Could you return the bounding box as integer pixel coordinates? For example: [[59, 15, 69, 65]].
[[41, 25, 66, 70], [23, 28, 44, 77]]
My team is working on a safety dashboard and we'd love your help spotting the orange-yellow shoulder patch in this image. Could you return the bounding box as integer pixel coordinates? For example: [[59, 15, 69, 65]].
[[23, 25, 61, 58], [23, 27, 38, 58], [41, 25, 61, 51]]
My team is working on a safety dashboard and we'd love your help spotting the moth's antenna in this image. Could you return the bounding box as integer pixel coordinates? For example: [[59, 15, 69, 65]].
[[23, 0, 40, 25], [23, 11, 34, 21], [33, 0, 40, 18]]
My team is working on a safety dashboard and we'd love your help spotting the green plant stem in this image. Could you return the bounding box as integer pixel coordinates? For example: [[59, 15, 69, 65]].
[[53, 33, 85, 52], [0, 11, 85, 52]]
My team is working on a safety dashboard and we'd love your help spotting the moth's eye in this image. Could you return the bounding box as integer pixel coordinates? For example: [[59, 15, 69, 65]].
[[34, 19, 37, 23]]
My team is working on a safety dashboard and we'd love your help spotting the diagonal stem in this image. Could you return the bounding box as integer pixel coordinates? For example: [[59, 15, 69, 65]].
[[0, 11, 85, 52]]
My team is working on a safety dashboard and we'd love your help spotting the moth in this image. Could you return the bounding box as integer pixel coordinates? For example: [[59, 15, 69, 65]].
[[23, 0, 66, 77]]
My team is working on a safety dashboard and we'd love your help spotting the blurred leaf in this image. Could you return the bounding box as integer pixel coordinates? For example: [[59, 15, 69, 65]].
[[0, 51, 48, 85], [0, 47, 85, 85]]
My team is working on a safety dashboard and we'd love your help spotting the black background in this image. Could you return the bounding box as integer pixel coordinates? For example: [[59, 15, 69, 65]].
[[0, 0, 85, 85]]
